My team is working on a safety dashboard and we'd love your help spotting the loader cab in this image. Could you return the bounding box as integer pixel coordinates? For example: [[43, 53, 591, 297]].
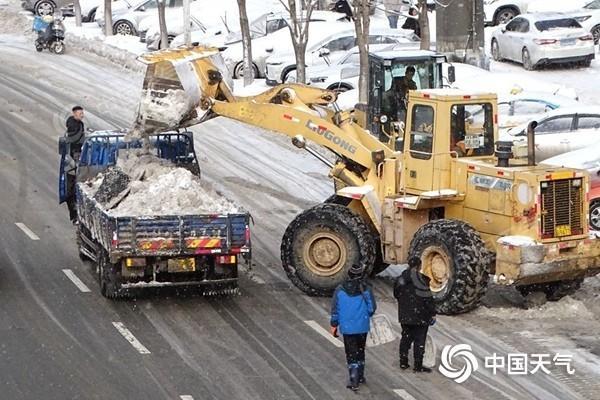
[[366, 50, 453, 146], [402, 90, 498, 193]]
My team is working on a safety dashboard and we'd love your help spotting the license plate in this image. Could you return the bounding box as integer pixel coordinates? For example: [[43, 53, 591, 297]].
[[464, 135, 482, 149], [560, 39, 576, 46], [167, 258, 196, 273], [555, 225, 572, 237]]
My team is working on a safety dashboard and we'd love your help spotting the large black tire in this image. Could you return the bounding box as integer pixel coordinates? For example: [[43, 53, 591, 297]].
[[590, 200, 600, 231], [323, 195, 388, 275], [281, 203, 376, 296], [517, 278, 584, 301], [408, 219, 491, 315], [98, 250, 127, 299]]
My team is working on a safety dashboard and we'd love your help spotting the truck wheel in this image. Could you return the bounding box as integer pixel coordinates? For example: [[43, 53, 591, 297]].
[[408, 219, 491, 315], [590, 200, 600, 231], [517, 278, 583, 302], [98, 251, 126, 299], [281, 203, 376, 296]]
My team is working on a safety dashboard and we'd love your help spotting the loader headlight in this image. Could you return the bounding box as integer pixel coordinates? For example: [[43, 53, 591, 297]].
[[516, 182, 533, 205], [380, 115, 388, 124], [572, 179, 582, 187]]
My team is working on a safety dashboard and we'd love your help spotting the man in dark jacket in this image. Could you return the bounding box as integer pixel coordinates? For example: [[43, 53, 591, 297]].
[[401, 7, 421, 38], [330, 264, 377, 391], [64, 106, 85, 223], [393, 256, 436, 372]]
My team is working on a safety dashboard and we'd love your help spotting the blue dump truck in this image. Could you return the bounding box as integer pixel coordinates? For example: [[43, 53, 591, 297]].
[[59, 131, 251, 298]]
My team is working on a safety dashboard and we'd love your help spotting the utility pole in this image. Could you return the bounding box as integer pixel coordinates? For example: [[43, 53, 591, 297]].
[[436, 0, 487, 68], [183, 0, 191, 47]]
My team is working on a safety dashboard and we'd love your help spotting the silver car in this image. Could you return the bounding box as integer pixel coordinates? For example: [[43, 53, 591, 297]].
[[501, 107, 600, 161], [491, 13, 595, 70], [22, 0, 71, 16]]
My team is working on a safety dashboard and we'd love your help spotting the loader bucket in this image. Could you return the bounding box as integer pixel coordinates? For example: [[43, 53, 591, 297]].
[[131, 47, 234, 137]]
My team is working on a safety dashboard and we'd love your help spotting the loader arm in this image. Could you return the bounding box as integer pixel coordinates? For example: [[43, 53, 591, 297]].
[[135, 47, 393, 173]]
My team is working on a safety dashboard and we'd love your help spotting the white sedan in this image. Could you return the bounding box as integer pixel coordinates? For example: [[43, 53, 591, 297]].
[[501, 107, 600, 161], [483, 0, 535, 25], [490, 13, 595, 70], [265, 27, 419, 86]]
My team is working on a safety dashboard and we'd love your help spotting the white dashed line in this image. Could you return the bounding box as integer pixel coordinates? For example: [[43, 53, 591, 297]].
[[10, 112, 30, 124], [393, 389, 418, 400], [112, 322, 151, 354], [179, 396, 194, 400], [304, 320, 344, 348], [62, 269, 91, 292], [15, 222, 40, 240]]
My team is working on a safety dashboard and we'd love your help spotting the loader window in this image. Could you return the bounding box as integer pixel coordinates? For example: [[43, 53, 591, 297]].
[[450, 103, 494, 157], [409, 105, 434, 160]]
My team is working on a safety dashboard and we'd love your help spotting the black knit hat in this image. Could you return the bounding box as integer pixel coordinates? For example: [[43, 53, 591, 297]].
[[348, 264, 364, 278]]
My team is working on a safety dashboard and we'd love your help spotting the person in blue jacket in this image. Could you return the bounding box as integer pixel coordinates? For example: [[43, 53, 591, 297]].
[[330, 264, 377, 391]]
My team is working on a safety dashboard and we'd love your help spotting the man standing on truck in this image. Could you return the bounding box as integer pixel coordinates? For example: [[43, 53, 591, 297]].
[[394, 256, 436, 373], [330, 265, 377, 391], [64, 106, 85, 223]]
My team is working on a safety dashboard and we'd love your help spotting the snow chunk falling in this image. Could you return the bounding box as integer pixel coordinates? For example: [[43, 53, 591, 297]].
[[130, 89, 195, 139]]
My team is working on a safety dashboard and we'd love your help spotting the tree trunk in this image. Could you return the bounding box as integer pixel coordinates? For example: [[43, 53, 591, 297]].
[[281, 0, 315, 84], [418, 0, 430, 50], [158, 0, 169, 49], [352, 0, 370, 104], [104, 0, 112, 36], [238, 0, 254, 86], [73, 0, 82, 27]]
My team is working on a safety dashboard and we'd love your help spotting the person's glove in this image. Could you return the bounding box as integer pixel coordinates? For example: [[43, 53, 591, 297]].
[[330, 325, 339, 338]]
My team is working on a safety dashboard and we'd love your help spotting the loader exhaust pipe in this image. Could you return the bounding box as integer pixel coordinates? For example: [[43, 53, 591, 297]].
[[527, 121, 538, 166]]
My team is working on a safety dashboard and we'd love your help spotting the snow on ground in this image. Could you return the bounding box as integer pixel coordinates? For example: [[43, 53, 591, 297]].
[[475, 295, 594, 320]]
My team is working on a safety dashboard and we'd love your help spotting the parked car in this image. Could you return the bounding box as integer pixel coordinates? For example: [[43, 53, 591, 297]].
[[170, 10, 346, 50], [59, 0, 104, 22], [96, 0, 190, 36], [289, 43, 400, 92], [490, 13, 595, 70], [569, 0, 600, 43], [494, 92, 579, 131], [22, 0, 71, 16], [484, 0, 535, 26], [139, 13, 209, 49], [501, 107, 600, 161], [216, 18, 352, 79], [541, 143, 600, 230], [265, 27, 419, 85]]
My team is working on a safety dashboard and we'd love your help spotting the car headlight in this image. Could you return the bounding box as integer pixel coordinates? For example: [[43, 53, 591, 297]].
[[575, 15, 591, 22], [310, 76, 327, 83]]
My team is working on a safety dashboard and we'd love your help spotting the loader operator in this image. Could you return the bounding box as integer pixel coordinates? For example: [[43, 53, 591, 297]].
[[383, 66, 418, 124], [64, 106, 85, 223]]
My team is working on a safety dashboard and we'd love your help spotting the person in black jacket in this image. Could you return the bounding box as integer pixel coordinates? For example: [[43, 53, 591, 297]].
[[64, 106, 85, 223], [393, 256, 436, 372], [401, 7, 421, 38]]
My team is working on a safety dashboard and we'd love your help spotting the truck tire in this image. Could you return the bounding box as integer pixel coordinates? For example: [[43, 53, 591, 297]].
[[323, 194, 388, 275], [517, 278, 584, 302], [408, 219, 491, 315], [98, 251, 127, 299], [281, 203, 376, 296]]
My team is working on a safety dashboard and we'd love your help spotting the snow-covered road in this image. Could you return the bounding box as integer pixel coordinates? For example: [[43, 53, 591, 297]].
[[1, 2, 599, 399]]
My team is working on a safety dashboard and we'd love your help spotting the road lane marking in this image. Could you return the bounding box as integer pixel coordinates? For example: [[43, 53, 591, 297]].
[[394, 389, 418, 400], [15, 222, 40, 240], [112, 322, 151, 354], [62, 269, 91, 292], [180, 396, 194, 400], [304, 320, 344, 348]]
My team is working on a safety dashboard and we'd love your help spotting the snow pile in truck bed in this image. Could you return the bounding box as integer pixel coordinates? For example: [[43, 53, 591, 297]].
[[85, 150, 239, 216]]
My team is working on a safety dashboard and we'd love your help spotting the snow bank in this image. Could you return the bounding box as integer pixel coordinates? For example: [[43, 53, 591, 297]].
[[86, 150, 240, 216], [475, 295, 594, 320], [65, 31, 144, 72]]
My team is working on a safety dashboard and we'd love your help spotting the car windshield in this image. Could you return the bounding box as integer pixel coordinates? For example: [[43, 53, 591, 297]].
[[535, 18, 581, 31]]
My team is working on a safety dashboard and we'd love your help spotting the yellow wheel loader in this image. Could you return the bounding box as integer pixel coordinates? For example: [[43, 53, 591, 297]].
[[132, 47, 600, 314]]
